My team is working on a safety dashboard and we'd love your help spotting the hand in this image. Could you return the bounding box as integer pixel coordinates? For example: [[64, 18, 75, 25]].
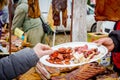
[[33, 43, 53, 58], [93, 37, 114, 52]]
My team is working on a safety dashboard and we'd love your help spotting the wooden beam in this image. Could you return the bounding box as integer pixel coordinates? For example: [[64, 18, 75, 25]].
[[8, 0, 12, 54], [70, 0, 74, 42], [72, 0, 87, 42]]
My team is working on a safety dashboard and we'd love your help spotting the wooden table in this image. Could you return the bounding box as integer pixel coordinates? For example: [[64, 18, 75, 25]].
[[18, 67, 41, 80]]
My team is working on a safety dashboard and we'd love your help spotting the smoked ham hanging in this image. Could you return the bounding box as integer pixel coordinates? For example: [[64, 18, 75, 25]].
[[28, 0, 41, 18], [95, 0, 120, 21], [52, 0, 67, 27]]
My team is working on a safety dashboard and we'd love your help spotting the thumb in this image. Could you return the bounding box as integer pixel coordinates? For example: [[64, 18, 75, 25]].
[[93, 40, 103, 46], [93, 38, 105, 44], [41, 50, 54, 57]]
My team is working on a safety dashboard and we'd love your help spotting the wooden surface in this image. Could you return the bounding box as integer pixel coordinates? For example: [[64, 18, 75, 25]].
[[18, 68, 41, 80], [72, 0, 87, 42]]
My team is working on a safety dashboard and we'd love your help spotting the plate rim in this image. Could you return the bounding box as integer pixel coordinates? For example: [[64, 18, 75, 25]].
[[40, 42, 108, 67]]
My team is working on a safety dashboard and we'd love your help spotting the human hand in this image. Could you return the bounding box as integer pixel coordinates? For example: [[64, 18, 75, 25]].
[[93, 37, 114, 52], [33, 43, 53, 58]]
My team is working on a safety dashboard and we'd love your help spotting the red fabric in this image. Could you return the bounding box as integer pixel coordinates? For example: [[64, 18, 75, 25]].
[[112, 21, 120, 69], [112, 53, 120, 69], [116, 21, 120, 30]]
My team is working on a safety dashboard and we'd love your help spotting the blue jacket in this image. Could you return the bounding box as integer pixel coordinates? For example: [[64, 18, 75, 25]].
[[0, 6, 9, 38], [0, 48, 39, 80]]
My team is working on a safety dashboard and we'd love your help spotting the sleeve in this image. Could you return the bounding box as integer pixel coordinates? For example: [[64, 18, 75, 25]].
[[2, 6, 9, 24], [0, 48, 39, 80], [109, 30, 120, 52], [12, 6, 26, 32]]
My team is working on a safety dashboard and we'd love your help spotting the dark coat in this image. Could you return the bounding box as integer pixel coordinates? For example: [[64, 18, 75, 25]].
[[109, 30, 120, 72], [109, 30, 120, 52], [0, 48, 39, 80]]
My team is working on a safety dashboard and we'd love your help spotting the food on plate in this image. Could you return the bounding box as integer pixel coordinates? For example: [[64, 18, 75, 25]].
[[47, 45, 100, 65], [73, 44, 100, 63], [47, 47, 73, 64]]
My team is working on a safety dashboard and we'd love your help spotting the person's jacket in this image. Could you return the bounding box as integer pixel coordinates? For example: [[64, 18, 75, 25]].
[[109, 30, 120, 52], [109, 30, 120, 70], [0, 6, 9, 38], [12, 0, 42, 32], [0, 48, 39, 80]]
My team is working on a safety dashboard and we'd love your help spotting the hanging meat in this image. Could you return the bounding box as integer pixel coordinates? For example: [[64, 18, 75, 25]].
[[28, 0, 41, 18], [95, 0, 120, 21], [52, 0, 67, 27]]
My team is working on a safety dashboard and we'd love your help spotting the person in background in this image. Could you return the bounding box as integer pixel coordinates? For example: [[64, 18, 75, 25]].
[[0, 0, 9, 39], [0, 43, 53, 80], [12, 0, 45, 47], [94, 30, 120, 73]]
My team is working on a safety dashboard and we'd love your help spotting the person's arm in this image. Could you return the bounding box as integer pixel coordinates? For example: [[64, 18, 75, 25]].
[[109, 30, 120, 52], [2, 6, 9, 24], [0, 48, 39, 80], [11, 6, 26, 32]]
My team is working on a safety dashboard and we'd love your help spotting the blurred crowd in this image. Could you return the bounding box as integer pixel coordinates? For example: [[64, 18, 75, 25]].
[[0, 0, 45, 48]]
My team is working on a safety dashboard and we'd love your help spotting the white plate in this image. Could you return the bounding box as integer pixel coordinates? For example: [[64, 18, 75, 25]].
[[40, 42, 108, 67]]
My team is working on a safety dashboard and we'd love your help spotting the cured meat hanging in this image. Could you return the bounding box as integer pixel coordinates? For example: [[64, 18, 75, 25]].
[[95, 0, 120, 21], [28, 0, 41, 18], [52, 0, 67, 27]]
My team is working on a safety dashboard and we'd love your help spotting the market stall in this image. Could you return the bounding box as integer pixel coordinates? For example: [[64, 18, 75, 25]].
[[1, 0, 120, 80]]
